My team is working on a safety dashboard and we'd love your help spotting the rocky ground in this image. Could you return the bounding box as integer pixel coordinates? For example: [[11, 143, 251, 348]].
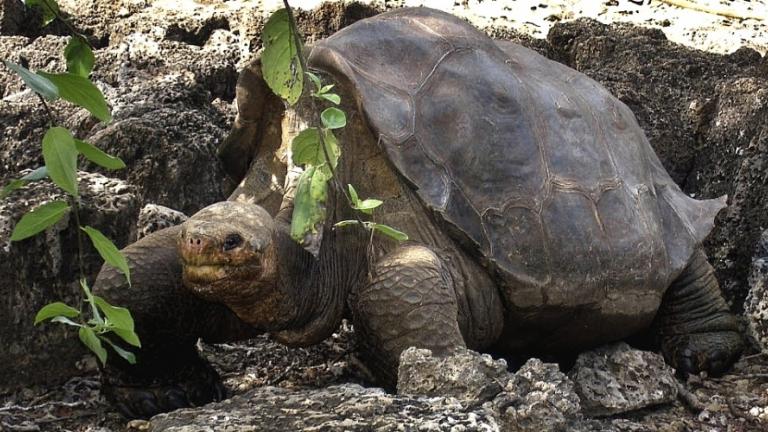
[[1, 0, 768, 431]]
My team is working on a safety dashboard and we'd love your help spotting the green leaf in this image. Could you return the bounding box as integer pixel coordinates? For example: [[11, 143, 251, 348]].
[[34, 302, 80, 325], [92, 296, 139, 349], [317, 92, 341, 105], [292, 128, 321, 166], [24, 0, 60, 26], [261, 8, 303, 105], [80, 279, 102, 325], [10, 200, 70, 241], [51, 316, 83, 327], [22, 166, 49, 181], [321, 107, 346, 129], [100, 336, 137, 364], [75, 139, 125, 170], [1, 179, 26, 200], [319, 84, 334, 94], [334, 219, 360, 228], [306, 71, 322, 91], [3, 61, 58, 100], [3, 166, 50, 199], [81, 226, 131, 285], [79, 327, 107, 366], [42, 126, 78, 196], [355, 199, 383, 215], [64, 36, 94, 78], [290, 167, 329, 242], [111, 328, 141, 348], [347, 184, 360, 206], [38, 72, 111, 122], [370, 223, 409, 242], [291, 128, 340, 170]]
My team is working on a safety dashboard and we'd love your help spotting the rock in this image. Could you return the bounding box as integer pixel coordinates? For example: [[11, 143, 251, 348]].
[[84, 77, 229, 214], [0, 0, 28, 36], [568, 342, 678, 417], [692, 77, 768, 311], [397, 347, 508, 404], [146, 384, 500, 431], [0, 171, 138, 391], [137, 204, 187, 239], [493, 358, 582, 432], [746, 230, 768, 352]]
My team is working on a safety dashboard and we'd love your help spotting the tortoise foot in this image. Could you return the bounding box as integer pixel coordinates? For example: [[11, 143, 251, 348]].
[[101, 352, 225, 419], [662, 331, 743, 377]]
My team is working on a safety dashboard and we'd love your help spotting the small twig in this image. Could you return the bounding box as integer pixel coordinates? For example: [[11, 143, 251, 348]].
[[36, 94, 55, 126], [0, 400, 88, 413], [71, 197, 87, 283], [676, 381, 705, 413], [267, 360, 296, 386], [740, 352, 768, 361], [659, 0, 765, 21], [0, 420, 39, 432], [34, 410, 98, 424]]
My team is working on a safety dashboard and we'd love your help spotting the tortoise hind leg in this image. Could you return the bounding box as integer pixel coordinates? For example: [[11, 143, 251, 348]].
[[94, 226, 258, 419], [352, 245, 466, 387], [654, 250, 743, 376]]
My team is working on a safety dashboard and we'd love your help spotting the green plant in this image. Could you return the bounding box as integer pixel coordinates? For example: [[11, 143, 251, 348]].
[[261, 1, 407, 244], [2, 0, 140, 366]]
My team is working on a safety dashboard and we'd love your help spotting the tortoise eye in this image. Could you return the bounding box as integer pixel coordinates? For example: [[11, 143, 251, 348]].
[[223, 233, 243, 251]]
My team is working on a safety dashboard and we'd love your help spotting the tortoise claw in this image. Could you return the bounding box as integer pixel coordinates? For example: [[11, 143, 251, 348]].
[[662, 331, 743, 377]]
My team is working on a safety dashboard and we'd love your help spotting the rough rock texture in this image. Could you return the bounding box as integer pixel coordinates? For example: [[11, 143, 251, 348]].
[[145, 349, 586, 432], [0, 172, 138, 391], [493, 358, 582, 432], [746, 230, 768, 352], [145, 383, 501, 432], [397, 347, 508, 404], [137, 204, 187, 240], [569, 343, 678, 417], [546, 19, 767, 307]]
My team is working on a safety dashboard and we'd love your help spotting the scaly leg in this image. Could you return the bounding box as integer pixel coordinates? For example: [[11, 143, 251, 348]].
[[352, 245, 466, 386], [654, 250, 743, 376]]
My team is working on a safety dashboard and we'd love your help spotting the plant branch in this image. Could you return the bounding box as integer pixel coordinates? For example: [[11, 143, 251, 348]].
[[282, 0, 366, 227], [36, 94, 55, 127], [40, 0, 94, 48], [70, 196, 86, 283]]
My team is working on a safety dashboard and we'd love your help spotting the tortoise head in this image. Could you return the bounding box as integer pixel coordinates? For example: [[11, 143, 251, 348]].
[[178, 201, 282, 322]]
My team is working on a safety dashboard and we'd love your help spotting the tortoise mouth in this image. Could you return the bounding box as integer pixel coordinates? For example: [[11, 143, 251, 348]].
[[182, 260, 261, 283], [181, 259, 263, 303]]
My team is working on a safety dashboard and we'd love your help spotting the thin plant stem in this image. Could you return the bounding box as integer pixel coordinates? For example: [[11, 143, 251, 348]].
[[40, 0, 94, 49], [282, 0, 366, 228]]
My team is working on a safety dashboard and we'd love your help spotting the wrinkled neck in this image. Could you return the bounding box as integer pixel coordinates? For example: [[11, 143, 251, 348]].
[[271, 211, 367, 346]]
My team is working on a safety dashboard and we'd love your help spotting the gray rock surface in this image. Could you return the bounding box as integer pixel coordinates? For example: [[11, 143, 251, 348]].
[[145, 383, 501, 432], [137, 204, 187, 239], [397, 347, 508, 404], [493, 358, 582, 432], [746, 230, 768, 352], [0, 172, 138, 391], [569, 342, 678, 416]]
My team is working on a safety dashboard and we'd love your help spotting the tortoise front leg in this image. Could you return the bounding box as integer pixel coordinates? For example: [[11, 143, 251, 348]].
[[654, 250, 743, 376], [352, 245, 466, 386], [93, 226, 258, 419]]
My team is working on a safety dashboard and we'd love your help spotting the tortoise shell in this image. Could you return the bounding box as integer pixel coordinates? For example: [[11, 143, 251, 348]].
[[308, 8, 724, 312]]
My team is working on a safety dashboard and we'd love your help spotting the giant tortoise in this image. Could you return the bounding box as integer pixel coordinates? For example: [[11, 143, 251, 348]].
[[93, 8, 743, 418]]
